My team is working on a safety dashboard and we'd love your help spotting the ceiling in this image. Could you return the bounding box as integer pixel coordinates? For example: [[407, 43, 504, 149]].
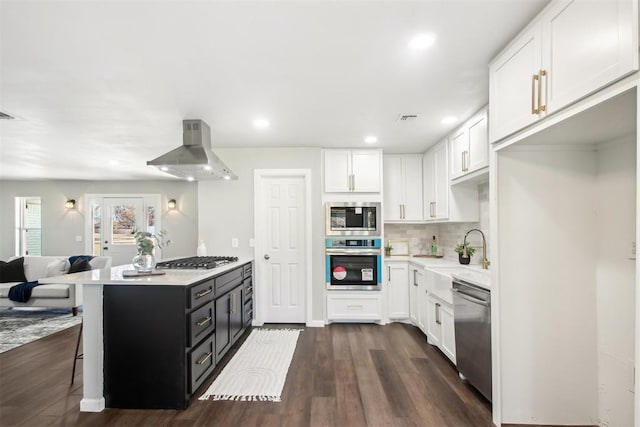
[[0, 0, 549, 180]]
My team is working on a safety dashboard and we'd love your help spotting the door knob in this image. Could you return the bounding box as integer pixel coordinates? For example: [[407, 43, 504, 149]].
[[103, 247, 109, 251], [264, 254, 270, 260]]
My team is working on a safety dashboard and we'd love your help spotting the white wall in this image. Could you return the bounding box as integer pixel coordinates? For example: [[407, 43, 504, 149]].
[[595, 137, 636, 427], [0, 180, 198, 261], [497, 148, 599, 424], [197, 147, 325, 322]]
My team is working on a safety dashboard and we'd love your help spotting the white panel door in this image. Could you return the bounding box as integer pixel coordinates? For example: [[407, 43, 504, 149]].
[[261, 176, 306, 323], [351, 150, 381, 192], [467, 110, 489, 173], [489, 23, 543, 142], [402, 156, 423, 220], [542, 0, 637, 113], [383, 155, 403, 220], [323, 150, 351, 192], [103, 197, 144, 266], [387, 262, 409, 319]]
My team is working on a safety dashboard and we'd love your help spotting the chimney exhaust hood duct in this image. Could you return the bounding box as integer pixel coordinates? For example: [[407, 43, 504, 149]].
[[147, 119, 237, 181]]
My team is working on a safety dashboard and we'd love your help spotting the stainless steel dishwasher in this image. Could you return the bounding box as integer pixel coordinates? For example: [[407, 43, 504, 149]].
[[452, 278, 492, 401]]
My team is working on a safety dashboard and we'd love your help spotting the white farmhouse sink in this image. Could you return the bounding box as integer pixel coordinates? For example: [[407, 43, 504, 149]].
[[427, 266, 491, 290]]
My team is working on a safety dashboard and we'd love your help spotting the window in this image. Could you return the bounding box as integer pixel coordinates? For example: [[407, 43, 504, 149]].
[[15, 197, 42, 256]]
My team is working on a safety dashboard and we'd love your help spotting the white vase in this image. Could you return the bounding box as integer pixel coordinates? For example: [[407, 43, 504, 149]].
[[132, 252, 156, 273]]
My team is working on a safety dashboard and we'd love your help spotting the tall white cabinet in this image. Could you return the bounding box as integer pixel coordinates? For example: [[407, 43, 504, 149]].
[[383, 155, 423, 221]]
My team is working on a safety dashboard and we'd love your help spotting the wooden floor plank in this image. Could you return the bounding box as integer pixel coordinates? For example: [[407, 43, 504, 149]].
[[0, 322, 500, 427]]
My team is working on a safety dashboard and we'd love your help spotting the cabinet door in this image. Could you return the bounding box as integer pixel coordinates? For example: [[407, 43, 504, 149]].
[[215, 294, 231, 363], [542, 0, 637, 113], [449, 128, 467, 179], [422, 150, 435, 221], [402, 156, 423, 220], [409, 267, 420, 324], [467, 110, 488, 173], [432, 141, 449, 220], [440, 303, 456, 364], [387, 263, 409, 319], [417, 278, 428, 334], [351, 150, 381, 192], [324, 150, 351, 192], [489, 23, 543, 142], [383, 155, 403, 220], [230, 287, 244, 343], [426, 294, 442, 346]]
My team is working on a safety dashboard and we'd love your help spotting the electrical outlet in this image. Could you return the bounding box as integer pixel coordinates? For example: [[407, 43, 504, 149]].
[[231, 238, 239, 248], [75, 235, 82, 242], [632, 241, 636, 258], [249, 238, 255, 248]]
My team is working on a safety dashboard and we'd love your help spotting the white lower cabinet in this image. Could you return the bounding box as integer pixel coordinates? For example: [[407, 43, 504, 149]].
[[426, 294, 456, 364], [387, 262, 409, 319], [409, 264, 427, 333], [327, 293, 382, 321]]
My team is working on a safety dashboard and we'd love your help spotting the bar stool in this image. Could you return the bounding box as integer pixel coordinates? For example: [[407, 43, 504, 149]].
[[71, 320, 83, 385]]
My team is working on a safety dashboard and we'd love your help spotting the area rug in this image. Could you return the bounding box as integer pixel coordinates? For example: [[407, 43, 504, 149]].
[[0, 307, 82, 353], [199, 328, 302, 402]]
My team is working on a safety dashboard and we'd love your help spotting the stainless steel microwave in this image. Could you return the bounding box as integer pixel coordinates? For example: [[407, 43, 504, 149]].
[[325, 202, 381, 236]]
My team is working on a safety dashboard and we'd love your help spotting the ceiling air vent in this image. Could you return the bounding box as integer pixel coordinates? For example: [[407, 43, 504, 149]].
[[0, 112, 15, 120], [397, 114, 418, 122]]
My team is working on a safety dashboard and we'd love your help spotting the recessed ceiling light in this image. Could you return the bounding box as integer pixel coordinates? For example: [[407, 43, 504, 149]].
[[441, 116, 457, 125], [203, 165, 212, 171], [160, 166, 169, 172], [364, 136, 378, 144], [223, 175, 231, 180], [186, 176, 194, 182], [253, 118, 270, 129], [109, 160, 121, 167], [409, 33, 436, 50]]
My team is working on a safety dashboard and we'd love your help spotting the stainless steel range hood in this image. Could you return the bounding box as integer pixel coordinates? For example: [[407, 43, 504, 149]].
[[147, 119, 237, 180]]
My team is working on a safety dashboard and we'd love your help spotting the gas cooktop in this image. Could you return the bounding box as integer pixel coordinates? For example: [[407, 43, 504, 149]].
[[156, 256, 239, 270]]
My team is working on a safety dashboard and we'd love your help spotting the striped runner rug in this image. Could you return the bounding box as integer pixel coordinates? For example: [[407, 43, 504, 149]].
[[199, 328, 302, 402]]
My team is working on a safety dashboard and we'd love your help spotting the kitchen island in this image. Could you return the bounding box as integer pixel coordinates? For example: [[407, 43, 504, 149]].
[[42, 257, 254, 412]]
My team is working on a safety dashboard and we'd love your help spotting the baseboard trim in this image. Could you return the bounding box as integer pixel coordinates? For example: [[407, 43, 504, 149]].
[[306, 320, 325, 327], [80, 397, 105, 412]]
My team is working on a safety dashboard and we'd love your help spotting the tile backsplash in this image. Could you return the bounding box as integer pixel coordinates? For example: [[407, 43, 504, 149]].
[[384, 181, 490, 266]]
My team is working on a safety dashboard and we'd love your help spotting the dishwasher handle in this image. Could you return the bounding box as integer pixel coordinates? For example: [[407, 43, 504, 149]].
[[452, 288, 490, 307]]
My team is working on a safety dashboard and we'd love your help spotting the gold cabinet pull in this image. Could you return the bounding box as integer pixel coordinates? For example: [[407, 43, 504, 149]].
[[196, 316, 212, 327], [531, 73, 539, 114], [196, 351, 213, 365], [538, 69, 547, 112]]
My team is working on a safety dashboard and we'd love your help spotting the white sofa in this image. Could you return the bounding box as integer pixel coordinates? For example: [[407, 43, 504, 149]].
[[0, 255, 112, 315]]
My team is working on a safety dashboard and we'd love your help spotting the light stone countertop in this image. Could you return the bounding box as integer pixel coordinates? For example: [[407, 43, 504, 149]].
[[41, 257, 254, 287], [384, 256, 491, 290]]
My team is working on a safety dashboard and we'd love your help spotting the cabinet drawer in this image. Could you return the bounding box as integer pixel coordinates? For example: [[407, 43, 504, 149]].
[[189, 301, 214, 347], [243, 277, 253, 302], [188, 333, 215, 394], [215, 267, 243, 296], [244, 301, 253, 327], [327, 294, 381, 320], [190, 279, 214, 309], [243, 263, 252, 277]]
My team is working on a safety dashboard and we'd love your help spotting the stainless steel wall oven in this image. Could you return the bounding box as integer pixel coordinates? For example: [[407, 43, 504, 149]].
[[325, 238, 382, 290]]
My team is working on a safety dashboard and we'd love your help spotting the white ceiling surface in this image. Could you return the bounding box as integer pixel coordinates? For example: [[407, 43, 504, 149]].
[[0, 0, 549, 180]]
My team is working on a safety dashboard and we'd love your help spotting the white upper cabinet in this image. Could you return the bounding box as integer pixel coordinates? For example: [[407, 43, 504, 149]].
[[489, 0, 638, 143], [383, 155, 423, 221], [323, 149, 381, 193], [449, 107, 489, 180], [423, 140, 450, 221]]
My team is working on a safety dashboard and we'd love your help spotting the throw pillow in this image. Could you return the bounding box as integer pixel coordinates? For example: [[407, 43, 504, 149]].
[[0, 257, 28, 283], [68, 258, 92, 274]]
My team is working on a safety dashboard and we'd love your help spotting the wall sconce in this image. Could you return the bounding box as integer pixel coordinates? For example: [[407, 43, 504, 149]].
[[65, 199, 76, 209], [168, 199, 177, 210]]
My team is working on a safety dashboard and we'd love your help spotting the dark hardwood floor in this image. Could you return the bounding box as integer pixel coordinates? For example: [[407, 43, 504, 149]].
[[0, 322, 493, 426]]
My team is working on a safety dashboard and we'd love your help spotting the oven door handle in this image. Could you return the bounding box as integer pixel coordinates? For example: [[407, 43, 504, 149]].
[[325, 248, 381, 256]]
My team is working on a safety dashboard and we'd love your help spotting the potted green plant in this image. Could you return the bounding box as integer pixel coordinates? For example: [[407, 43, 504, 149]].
[[384, 243, 393, 257], [454, 243, 476, 265], [132, 230, 171, 272]]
